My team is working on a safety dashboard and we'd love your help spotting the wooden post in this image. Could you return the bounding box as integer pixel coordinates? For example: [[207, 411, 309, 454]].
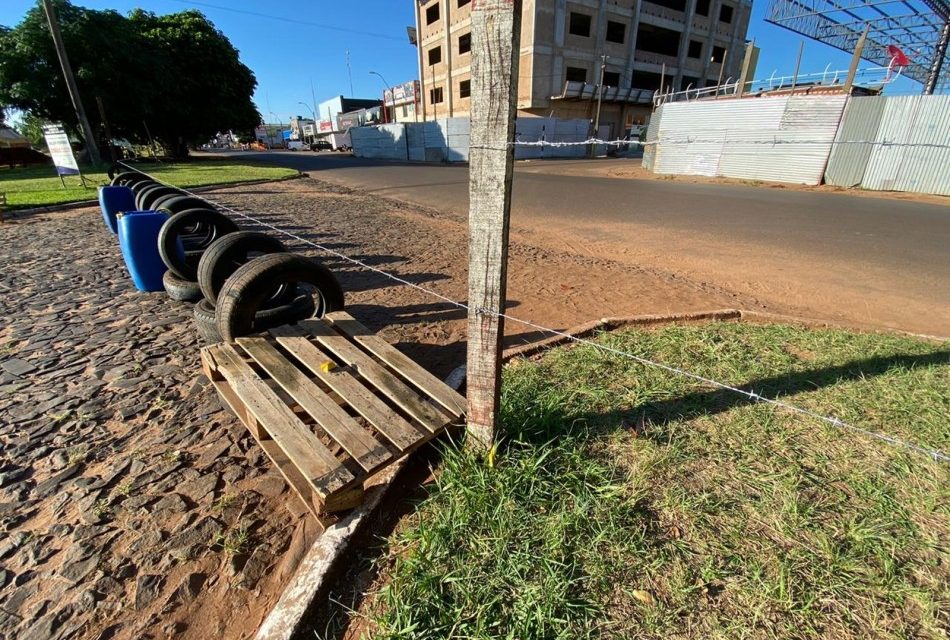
[[843, 25, 870, 94], [466, 0, 522, 449]]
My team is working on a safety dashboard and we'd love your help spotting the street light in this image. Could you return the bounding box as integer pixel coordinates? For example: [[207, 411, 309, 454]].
[[369, 70, 391, 123], [298, 102, 316, 143]]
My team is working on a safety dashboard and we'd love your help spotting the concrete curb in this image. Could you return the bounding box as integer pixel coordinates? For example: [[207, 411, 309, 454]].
[[5, 173, 304, 218]]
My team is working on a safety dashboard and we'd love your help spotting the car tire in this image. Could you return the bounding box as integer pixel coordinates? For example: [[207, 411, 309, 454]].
[[138, 186, 181, 211], [216, 253, 343, 342], [162, 270, 203, 302], [194, 289, 316, 344], [130, 179, 158, 195], [158, 209, 239, 280], [197, 231, 289, 305], [154, 195, 212, 215], [111, 171, 150, 187]]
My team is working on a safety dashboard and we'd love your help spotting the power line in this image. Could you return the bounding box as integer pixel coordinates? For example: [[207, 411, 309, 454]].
[[118, 162, 949, 465], [163, 0, 405, 42]]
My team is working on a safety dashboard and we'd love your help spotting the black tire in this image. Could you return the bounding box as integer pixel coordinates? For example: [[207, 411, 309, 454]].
[[158, 209, 239, 280], [138, 186, 181, 211], [162, 270, 203, 302], [155, 195, 211, 215], [108, 163, 120, 180], [216, 253, 343, 342], [129, 179, 158, 195], [197, 231, 288, 305], [111, 171, 150, 187], [194, 290, 316, 344]]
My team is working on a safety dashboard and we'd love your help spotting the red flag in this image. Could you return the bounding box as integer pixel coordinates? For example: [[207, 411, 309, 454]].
[[887, 44, 910, 67]]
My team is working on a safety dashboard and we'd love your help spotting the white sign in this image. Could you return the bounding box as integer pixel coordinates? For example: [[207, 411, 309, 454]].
[[42, 124, 80, 176]]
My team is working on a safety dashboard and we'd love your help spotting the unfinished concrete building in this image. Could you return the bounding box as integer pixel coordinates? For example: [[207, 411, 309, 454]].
[[413, 0, 752, 137]]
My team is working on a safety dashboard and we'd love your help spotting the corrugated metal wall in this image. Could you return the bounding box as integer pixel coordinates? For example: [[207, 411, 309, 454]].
[[641, 105, 663, 171], [859, 95, 950, 196], [825, 97, 885, 188], [652, 95, 848, 185]]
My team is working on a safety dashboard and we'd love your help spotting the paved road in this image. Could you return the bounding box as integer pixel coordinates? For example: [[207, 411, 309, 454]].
[[212, 150, 950, 334]]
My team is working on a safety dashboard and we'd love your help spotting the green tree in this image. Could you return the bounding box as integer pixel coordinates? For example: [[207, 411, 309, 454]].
[[0, 0, 259, 157]]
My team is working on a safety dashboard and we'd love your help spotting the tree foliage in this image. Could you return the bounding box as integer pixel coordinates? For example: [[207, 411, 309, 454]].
[[0, 0, 259, 156]]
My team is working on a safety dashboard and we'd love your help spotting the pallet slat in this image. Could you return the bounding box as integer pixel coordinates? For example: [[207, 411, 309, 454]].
[[236, 337, 392, 473], [299, 319, 449, 432], [326, 311, 467, 417], [270, 325, 424, 451], [208, 344, 354, 497]]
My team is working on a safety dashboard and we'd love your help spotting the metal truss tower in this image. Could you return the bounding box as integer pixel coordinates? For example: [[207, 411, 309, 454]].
[[766, 0, 950, 93]]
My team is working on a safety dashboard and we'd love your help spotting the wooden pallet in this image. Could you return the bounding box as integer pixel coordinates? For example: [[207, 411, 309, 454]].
[[201, 312, 466, 516]]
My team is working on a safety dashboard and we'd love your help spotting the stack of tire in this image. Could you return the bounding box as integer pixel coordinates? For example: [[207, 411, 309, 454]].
[[111, 167, 344, 344]]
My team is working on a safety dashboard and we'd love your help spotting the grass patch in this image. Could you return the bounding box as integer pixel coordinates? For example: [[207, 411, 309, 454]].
[[368, 323, 949, 639], [0, 158, 297, 210]]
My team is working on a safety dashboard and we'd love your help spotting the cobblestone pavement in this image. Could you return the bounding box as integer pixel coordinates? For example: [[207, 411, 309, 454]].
[[0, 207, 318, 640], [0, 175, 761, 640]]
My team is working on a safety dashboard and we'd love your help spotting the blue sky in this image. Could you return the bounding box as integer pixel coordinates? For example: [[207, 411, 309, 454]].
[[1, 0, 920, 125]]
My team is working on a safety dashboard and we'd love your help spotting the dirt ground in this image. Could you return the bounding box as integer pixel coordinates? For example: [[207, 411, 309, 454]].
[[0, 173, 904, 639]]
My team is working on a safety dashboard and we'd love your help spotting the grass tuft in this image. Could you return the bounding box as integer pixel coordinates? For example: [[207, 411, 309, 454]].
[[368, 323, 949, 639]]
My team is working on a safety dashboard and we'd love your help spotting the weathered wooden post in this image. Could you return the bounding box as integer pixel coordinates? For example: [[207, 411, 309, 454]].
[[466, 0, 523, 449]]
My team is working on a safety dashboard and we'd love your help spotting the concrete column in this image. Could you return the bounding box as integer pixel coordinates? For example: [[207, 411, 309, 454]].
[[623, 0, 643, 88], [699, 0, 723, 87], [674, 0, 698, 90], [415, 2, 426, 121], [443, 0, 454, 117]]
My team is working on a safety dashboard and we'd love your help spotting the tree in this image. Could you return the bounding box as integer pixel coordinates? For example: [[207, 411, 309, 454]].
[[0, 0, 259, 157]]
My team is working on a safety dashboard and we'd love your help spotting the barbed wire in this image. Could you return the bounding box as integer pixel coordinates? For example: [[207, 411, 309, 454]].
[[118, 161, 949, 464], [507, 137, 950, 149]]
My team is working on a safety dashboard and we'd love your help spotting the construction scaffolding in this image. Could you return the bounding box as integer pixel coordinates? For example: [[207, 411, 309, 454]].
[[765, 0, 950, 93]]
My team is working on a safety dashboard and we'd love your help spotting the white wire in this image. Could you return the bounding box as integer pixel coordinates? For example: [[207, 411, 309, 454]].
[[117, 162, 949, 464]]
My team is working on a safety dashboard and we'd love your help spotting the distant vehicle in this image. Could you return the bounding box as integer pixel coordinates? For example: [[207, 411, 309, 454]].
[[310, 139, 332, 151], [326, 131, 352, 152], [286, 140, 307, 151]]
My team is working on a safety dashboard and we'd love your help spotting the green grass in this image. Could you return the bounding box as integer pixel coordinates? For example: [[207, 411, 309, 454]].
[[0, 159, 297, 210], [366, 323, 949, 639]]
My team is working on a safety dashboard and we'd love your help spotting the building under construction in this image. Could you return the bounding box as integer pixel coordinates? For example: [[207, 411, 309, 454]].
[[765, 0, 950, 94]]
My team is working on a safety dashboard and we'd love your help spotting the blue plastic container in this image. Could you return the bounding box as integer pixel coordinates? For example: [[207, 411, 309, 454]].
[[117, 211, 169, 292], [98, 186, 136, 234]]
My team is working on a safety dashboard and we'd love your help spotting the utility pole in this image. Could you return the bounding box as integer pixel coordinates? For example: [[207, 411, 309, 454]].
[[41, 0, 101, 166], [466, 0, 523, 449], [95, 96, 117, 164], [311, 79, 319, 142], [590, 54, 608, 157], [346, 50, 354, 97]]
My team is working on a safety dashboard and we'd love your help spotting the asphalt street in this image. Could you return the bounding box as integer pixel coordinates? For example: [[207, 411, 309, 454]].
[[213, 150, 950, 334]]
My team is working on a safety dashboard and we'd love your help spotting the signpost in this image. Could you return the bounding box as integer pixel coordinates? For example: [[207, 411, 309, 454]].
[[42, 124, 86, 188], [466, 0, 523, 449]]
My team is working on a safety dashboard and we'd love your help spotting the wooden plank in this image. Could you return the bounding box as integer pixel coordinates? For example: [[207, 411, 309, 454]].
[[270, 325, 425, 451], [325, 311, 466, 417], [299, 320, 449, 433], [466, 0, 523, 448], [236, 337, 392, 473], [214, 378, 320, 518], [210, 343, 354, 498]]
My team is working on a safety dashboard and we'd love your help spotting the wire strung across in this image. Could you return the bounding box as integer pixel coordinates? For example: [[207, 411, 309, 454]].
[[117, 161, 949, 464]]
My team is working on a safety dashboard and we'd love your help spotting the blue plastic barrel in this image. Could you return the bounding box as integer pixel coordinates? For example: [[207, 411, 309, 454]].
[[98, 186, 136, 234], [117, 211, 169, 292]]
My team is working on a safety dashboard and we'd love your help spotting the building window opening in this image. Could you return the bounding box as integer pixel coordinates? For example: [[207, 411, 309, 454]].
[[602, 71, 621, 87], [430, 86, 444, 104], [459, 32, 471, 54], [606, 20, 626, 43], [569, 12, 592, 37], [566, 66, 588, 82], [696, 0, 710, 15], [711, 45, 726, 63], [688, 40, 703, 58], [459, 79, 471, 98], [719, 4, 734, 23], [425, 3, 440, 25], [635, 23, 681, 57], [428, 46, 442, 65], [458, 0, 471, 6]]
